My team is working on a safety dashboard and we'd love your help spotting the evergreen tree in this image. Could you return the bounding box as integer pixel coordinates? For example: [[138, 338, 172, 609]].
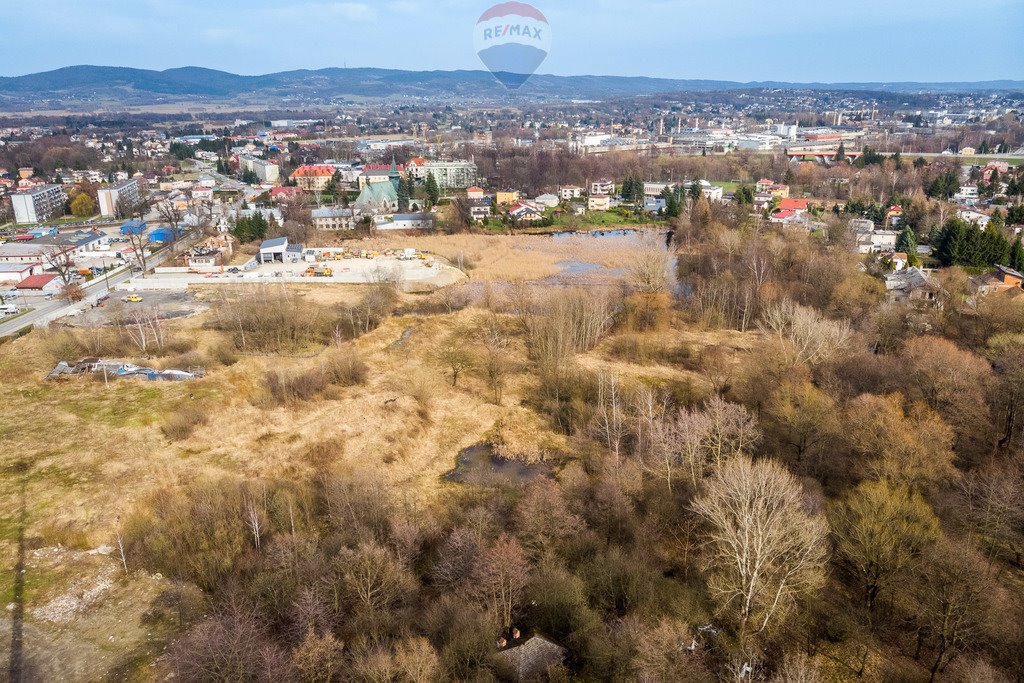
[[1010, 236, 1024, 273], [397, 177, 410, 212], [735, 184, 754, 205], [895, 226, 917, 255], [425, 172, 440, 206], [834, 142, 847, 163], [935, 219, 966, 267], [665, 192, 679, 218], [689, 179, 702, 205]]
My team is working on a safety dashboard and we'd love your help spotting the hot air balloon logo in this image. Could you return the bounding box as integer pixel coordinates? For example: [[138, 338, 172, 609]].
[[473, 2, 551, 90]]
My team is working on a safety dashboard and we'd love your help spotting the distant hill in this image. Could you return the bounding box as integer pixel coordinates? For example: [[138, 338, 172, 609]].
[[1, 65, 1021, 109]]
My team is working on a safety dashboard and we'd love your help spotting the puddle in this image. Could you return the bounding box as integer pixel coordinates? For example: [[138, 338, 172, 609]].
[[443, 444, 551, 487]]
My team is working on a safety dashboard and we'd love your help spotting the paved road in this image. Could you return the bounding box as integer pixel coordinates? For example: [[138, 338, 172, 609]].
[[0, 239, 198, 338]]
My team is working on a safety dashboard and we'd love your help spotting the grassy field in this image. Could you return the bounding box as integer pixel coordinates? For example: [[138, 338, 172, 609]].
[[0, 232, 749, 678]]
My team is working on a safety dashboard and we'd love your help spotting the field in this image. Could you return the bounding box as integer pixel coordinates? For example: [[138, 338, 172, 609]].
[[0, 231, 739, 679]]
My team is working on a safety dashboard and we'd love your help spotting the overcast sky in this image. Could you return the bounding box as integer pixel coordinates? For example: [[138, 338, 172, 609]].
[[1, 0, 1021, 82]]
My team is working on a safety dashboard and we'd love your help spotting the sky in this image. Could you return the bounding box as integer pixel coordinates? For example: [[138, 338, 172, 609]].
[[1, 0, 1022, 82]]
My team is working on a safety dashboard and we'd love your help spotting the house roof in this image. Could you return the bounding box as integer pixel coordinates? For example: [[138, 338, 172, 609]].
[[0, 262, 40, 273], [16, 274, 59, 289], [996, 264, 1024, 280], [259, 237, 288, 250], [466, 186, 485, 193], [778, 198, 808, 211], [495, 636, 567, 681], [292, 165, 336, 178]]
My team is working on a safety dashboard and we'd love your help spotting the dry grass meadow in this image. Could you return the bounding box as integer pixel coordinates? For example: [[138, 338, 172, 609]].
[[0, 232, 747, 679]]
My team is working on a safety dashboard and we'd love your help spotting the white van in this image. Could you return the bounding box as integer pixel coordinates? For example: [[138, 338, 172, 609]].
[[0, 304, 20, 316]]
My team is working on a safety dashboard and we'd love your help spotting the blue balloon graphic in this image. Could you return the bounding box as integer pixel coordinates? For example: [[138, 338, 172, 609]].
[[474, 2, 551, 90]]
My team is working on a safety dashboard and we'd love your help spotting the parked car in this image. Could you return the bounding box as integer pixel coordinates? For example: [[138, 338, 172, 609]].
[[122, 295, 143, 303]]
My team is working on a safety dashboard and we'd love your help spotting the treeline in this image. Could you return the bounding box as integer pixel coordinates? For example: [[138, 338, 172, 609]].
[[933, 215, 1024, 270]]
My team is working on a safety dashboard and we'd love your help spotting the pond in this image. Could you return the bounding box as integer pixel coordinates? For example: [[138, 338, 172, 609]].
[[443, 444, 551, 487], [551, 228, 669, 242]]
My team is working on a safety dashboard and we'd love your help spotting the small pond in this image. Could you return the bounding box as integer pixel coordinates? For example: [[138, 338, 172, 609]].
[[444, 444, 552, 487]]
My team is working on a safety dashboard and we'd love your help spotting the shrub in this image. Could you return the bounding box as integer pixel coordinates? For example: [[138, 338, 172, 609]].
[[43, 329, 88, 363], [323, 351, 369, 387], [209, 287, 336, 352], [265, 370, 327, 405], [208, 343, 239, 367], [161, 405, 209, 441]]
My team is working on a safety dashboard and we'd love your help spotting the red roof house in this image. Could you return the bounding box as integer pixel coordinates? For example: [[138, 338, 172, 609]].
[[778, 198, 808, 212], [16, 273, 62, 292]]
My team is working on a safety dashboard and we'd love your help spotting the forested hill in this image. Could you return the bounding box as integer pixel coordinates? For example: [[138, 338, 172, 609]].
[[1, 65, 1022, 108]]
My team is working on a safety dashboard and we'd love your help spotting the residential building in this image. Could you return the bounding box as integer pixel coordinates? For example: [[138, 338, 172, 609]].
[[971, 265, 1024, 297], [494, 635, 567, 683], [311, 207, 357, 230], [496, 190, 521, 206], [588, 194, 611, 211], [466, 186, 486, 200], [10, 184, 67, 224], [270, 186, 304, 203], [954, 185, 979, 205], [241, 157, 281, 184], [291, 165, 336, 192], [406, 160, 478, 189], [468, 198, 493, 222], [359, 164, 406, 190], [534, 194, 560, 208], [558, 185, 583, 201], [778, 198, 808, 214], [885, 267, 941, 306], [509, 201, 544, 222], [97, 178, 141, 218], [958, 209, 991, 227], [591, 179, 615, 195]]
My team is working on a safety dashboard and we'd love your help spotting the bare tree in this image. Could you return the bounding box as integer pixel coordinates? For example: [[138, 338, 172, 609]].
[[120, 306, 166, 353], [481, 318, 510, 404], [436, 337, 475, 388], [594, 372, 629, 465], [43, 245, 77, 286], [125, 229, 150, 276], [829, 480, 939, 617], [471, 534, 530, 629], [243, 496, 265, 551], [692, 456, 828, 644], [758, 299, 853, 367]]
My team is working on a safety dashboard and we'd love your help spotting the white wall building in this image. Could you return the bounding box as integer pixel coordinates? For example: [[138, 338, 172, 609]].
[[97, 178, 141, 218], [10, 184, 67, 224]]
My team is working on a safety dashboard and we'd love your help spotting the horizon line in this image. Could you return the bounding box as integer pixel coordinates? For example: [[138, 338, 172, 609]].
[[1, 64, 1023, 87]]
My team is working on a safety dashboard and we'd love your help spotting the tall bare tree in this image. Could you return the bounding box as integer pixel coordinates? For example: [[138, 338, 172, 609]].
[[693, 456, 828, 645]]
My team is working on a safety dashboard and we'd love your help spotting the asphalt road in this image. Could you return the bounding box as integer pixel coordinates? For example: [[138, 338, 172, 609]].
[[0, 239, 198, 338]]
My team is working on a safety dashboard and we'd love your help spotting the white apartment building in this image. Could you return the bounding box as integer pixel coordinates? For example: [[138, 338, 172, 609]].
[[97, 178, 141, 218], [10, 184, 67, 224], [406, 160, 478, 189], [240, 157, 281, 183]]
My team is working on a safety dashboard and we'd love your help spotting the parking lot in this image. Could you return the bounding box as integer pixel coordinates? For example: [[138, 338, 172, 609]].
[[64, 290, 207, 327]]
